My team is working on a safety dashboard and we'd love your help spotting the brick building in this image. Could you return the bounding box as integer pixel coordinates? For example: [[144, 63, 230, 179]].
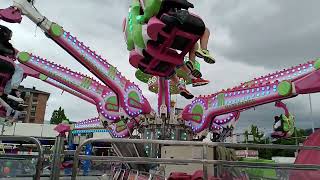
[[18, 86, 50, 124]]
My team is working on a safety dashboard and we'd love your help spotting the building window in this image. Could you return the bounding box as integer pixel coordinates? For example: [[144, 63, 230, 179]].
[[30, 112, 36, 117], [31, 106, 36, 111], [32, 99, 38, 104], [25, 92, 31, 97]]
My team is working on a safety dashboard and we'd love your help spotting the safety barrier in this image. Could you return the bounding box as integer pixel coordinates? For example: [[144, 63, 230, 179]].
[[71, 138, 320, 180], [0, 135, 44, 180]]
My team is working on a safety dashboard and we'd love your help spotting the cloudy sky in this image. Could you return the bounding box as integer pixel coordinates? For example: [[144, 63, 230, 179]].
[[1, 0, 320, 134]]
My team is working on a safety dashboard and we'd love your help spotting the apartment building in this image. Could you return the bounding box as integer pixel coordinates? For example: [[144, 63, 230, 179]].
[[18, 86, 50, 124]]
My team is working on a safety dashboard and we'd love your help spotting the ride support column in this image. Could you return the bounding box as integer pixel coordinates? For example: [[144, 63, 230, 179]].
[[158, 77, 170, 117], [50, 134, 65, 180], [83, 144, 93, 176]]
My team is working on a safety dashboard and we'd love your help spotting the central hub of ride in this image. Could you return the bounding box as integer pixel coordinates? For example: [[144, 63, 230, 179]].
[[122, 0, 216, 147]]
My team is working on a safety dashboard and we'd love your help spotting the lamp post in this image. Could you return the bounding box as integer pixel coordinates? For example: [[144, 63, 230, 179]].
[[309, 94, 314, 133]]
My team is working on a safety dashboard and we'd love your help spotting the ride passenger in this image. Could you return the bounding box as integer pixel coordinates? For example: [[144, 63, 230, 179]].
[[0, 89, 25, 125], [137, 0, 216, 74]]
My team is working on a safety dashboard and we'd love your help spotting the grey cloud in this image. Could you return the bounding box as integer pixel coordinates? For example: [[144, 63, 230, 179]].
[[191, 0, 320, 68]]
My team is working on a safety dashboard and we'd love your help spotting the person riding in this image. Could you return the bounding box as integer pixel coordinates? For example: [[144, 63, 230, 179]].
[[273, 114, 295, 137], [133, 0, 215, 99], [136, 0, 216, 68], [0, 89, 25, 125], [0, 24, 15, 57], [0, 25, 24, 93]]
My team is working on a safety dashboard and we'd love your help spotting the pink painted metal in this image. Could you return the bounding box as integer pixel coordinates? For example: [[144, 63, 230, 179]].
[[0, 4, 152, 119], [146, 17, 166, 41], [74, 117, 102, 129], [2, 52, 133, 137], [183, 59, 320, 133], [294, 69, 320, 94], [50, 31, 151, 118], [0, 54, 16, 64], [289, 129, 320, 180], [0, 7, 22, 23], [210, 112, 240, 131], [17, 53, 121, 122], [109, 119, 137, 138], [2, 54, 132, 137], [157, 78, 170, 115], [130, 16, 201, 77], [239, 61, 315, 88], [3, 1, 320, 142], [20, 63, 96, 104], [275, 101, 289, 117], [73, 116, 135, 138], [54, 123, 71, 136]]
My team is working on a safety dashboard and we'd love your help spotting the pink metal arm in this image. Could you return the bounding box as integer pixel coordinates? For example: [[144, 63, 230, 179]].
[[73, 116, 137, 138], [20, 63, 96, 104], [0, 1, 152, 118], [0, 54, 132, 137], [6, 0, 151, 117], [213, 112, 240, 125], [0, 6, 22, 23], [183, 59, 320, 133], [239, 61, 314, 88], [49, 30, 151, 117], [275, 101, 289, 117], [21, 62, 132, 138], [17, 52, 121, 122]]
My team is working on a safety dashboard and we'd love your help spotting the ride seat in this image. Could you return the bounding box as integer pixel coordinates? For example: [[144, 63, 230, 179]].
[[160, 0, 194, 10], [129, 0, 205, 77], [0, 72, 12, 118], [168, 172, 191, 180], [0, 55, 15, 118], [131, 12, 204, 77], [160, 10, 205, 36]]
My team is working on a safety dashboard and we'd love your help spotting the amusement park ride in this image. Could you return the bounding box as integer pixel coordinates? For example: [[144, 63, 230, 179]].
[[1, 0, 320, 176]]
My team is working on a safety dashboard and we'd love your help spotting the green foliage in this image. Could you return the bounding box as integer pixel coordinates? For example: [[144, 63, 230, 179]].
[[242, 126, 307, 159], [271, 128, 307, 158], [240, 158, 277, 178], [244, 130, 249, 142], [244, 125, 264, 143], [250, 125, 264, 143], [50, 107, 69, 124]]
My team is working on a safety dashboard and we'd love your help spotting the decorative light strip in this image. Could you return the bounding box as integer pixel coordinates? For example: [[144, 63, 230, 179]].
[[62, 31, 149, 117], [187, 82, 280, 132], [240, 62, 314, 88], [124, 85, 144, 116], [72, 129, 111, 134], [75, 118, 102, 128], [62, 32, 129, 87], [29, 54, 120, 120]]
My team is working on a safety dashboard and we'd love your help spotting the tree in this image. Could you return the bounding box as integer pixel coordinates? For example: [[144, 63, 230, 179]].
[[244, 130, 249, 142], [250, 125, 264, 143], [243, 127, 307, 159], [50, 107, 69, 124], [271, 128, 307, 157]]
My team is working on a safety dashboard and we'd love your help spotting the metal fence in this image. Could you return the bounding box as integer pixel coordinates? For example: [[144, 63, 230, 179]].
[[1, 136, 320, 179], [0, 135, 44, 180], [71, 138, 320, 180]]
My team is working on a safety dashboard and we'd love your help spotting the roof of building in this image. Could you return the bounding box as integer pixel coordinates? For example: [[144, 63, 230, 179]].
[[18, 86, 50, 96]]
